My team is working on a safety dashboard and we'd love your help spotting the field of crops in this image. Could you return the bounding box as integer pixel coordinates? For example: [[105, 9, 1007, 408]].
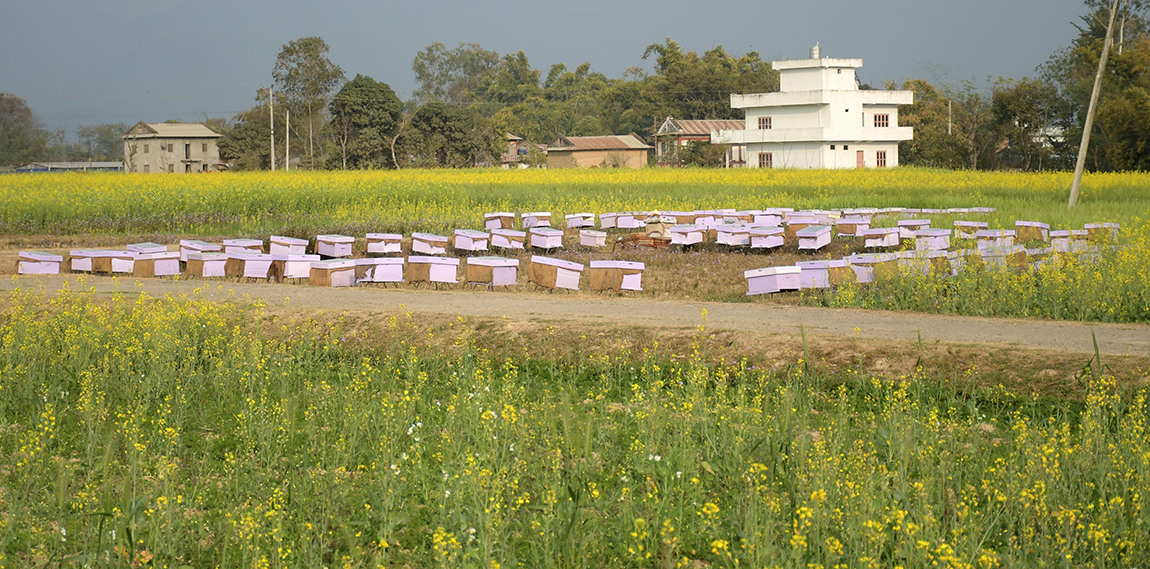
[[0, 287, 1146, 567]]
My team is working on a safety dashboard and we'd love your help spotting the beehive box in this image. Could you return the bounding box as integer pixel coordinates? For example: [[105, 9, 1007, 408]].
[[309, 259, 358, 287], [179, 239, 221, 261], [663, 211, 697, 225], [223, 239, 263, 254], [728, 211, 756, 224], [1050, 230, 1089, 253], [1084, 222, 1120, 243], [753, 211, 784, 226], [270, 235, 309, 255], [407, 256, 460, 285], [316, 234, 354, 258], [848, 253, 898, 283], [914, 228, 951, 251], [365, 233, 402, 255], [527, 255, 583, 290], [356, 257, 405, 284], [835, 216, 871, 236], [798, 210, 834, 225], [980, 245, 1028, 271], [750, 226, 785, 249], [971, 207, 995, 214], [132, 251, 181, 278], [671, 225, 705, 246], [1015, 221, 1050, 243], [797, 225, 832, 250], [589, 260, 644, 292], [693, 211, 718, 229], [453, 229, 490, 252], [796, 260, 831, 289], [897, 250, 945, 277], [522, 212, 551, 229], [484, 212, 515, 230], [411, 233, 449, 255], [272, 254, 321, 281], [93, 251, 135, 274], [225, 252, 276, 280], [616, 212, 645, 229], [580, 229, 608, 248], [465, 256, 519, 287], [975, 230, 1015, 250], [491, 228, 526, 250], [897, 219, 931, 239], [599, 212, 617, 229], [67, 250, 106, 273], [565, 213, 595, 229], [827, 259, 856, 286], [861, 228, 900, 249], [716, 225, 751, 247], [184, 252, 228, 278], [17, 251, 63, 275], [128, 242, 168, 255], [953, 221, 988, 239], [529, 227, 564, 250], [744, 266, 800, 296], [784, 215, 819, 239]]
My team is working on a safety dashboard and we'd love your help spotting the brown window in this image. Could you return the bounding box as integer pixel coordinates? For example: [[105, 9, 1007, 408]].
[[167, 143, 173, 153], [874, 113, 890, 128], [202, 143, 208, 153], [143, 164, 149, 173], [757, 116, 772, 130], [758, 152, 773, 168], [167, 164, 174, 173], [143, 144, 149, 154], [876, 150, 887, 168]]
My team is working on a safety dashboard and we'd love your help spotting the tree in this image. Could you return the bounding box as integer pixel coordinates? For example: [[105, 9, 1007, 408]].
[[272, 37, 346, 169], [76, 123, 129, 161], [893, 79, 968, 169], [328, 74, 403, 169], [990, 78, 1070, 171], [412, 42, 500, 104], [395, 101, 499, 168], [0, 92, 47, 166], [218, 89, 274, 170]]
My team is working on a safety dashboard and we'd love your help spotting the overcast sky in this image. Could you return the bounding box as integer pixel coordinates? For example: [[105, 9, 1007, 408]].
[[2, 0, 1088, 136]]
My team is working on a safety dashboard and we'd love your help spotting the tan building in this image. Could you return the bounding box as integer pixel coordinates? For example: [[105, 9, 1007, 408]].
[[546, 134, 651, 169], [122, 122, 222, 173]]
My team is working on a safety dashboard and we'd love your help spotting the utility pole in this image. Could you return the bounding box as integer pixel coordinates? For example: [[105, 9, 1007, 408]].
[[285, 109, 290, 171], [947, 100, 952, 136], [270, 87, 276, 171], [1069, 0, 1120, 208]]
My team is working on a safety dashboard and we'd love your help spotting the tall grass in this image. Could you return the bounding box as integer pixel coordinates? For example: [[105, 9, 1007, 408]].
[[0, 287, 1146, 567]]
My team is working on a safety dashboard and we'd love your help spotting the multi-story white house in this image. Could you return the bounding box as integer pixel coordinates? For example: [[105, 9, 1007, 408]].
[[714, 45, 913, 169]]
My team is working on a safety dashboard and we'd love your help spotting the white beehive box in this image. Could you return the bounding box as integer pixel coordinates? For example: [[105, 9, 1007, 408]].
[[356, 257, 405, 284], [316, 234, 354, 258], [522, 212, 551, 228], [914, 228, 951, 251], [749, 226, 785, 249], [408, 255, 459, 285], [484, 212, 515, 230], [309, 259, 358, 287], [179, 239, 221, 262], [835, 216, 871, 236], [527, 255, 583, 290], [411, 233, 449, 255], [797, 225, 832, 250], [128, 242, 167, 255], [1050, 230, 1089, 253], [132, 251, 180, 277], [663, 211, 697, 225], [589, 260, 645, 292], [580, 229, 608, 247], [744, 266, 801, 296], [17, 251, 63, 275], [68, 250, 118, 273], [975, 230, 1015, 250], [980, 245, 1027, 270], [847, 253, 898, 283], [274, 254, 321, 280], [223, 239, 263, 254], [897, 219, 931, 239], [861, 228, 900, 248], [184, 252, 228, 278], [795, 260, 831, 289], [971, 207, 995, 214], [565, 213, 595, 229], [529, 227, 564, 250], [270, 235, 309, 255], [599, 212, 617, 229], [1015, 221, 1050, 243], [694, 211, 717, 228], [670, 224, 705, 246], [716, 225, 751, 247], [753, 211, 784, 226], [616, 212, 646, 229], [453, 229, 490, 252], [798, 210, 834, 225], [465, 256, 519, 287], [365, 233, 402, 255], [491, 228, 526, 250], [225, 252, 276, 279], [953, 221, 988, 239], [1084, 222, 1120, 243]]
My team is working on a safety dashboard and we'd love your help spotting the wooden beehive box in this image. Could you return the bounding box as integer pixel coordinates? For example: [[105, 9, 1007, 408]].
[[270, 235, 309, 255], [797, 225, 832, 250], [716, 225, 751, 247], [92, 251, 135, 274], [484, 212, 515, 230], [407, 255, 460, 285], [465, 256, 519, 287], [272, 254, 320, 281], [671, 225, 705, 246], [184, 252, 228, 278], [565, 213, 595, 229], [580, 229, 608, 248], [799, 210, 834, 225], [693, 211, 718, 229], [411, 233, 449, 255], [897, 219, 930, 239], [589, 260, 644, 292], [1015, 221, 1050, 243], [527, 255, 583, 290], [847, 253, 898, 284], [753, 211, 783, 226], [179, 239, 221, 262], [17, 251, 63, 275], [827, 259, 856, 286], [729, 211, 756, 224], [453, 229, 490, 252], [795, 260, 831, 289], [663, 211, 697, 225], [223, 239, 263, 254], [225, 252, 276, 280], [356, 257, 405, 284], [744, 266, 800, 296], [599, 212, 617, 229], [835, 216, 871, 237], [529, 227, 564, 250], [491, 228, 526, 250], [897, 250, 948, 277], [316, 234, 354, 258], [128, 242, 167, 255], [365, 233, 402, 255], [971, 207, 995, 214], [975, 230, 1015, 250], [953, 221, 988, 239], [784, 215, 819, 239], [980, 245, 1027, 271], [522, 212, 551, 229], [309, 259, 358, 287], [67, 250, 100, 273], [1084, 222, 1119, 243], [749, 226, 785, 249], [914, 228, 951, 251], [132, 251, 181, 278], [861, 228, 899, 249], [1050, 230, 1089, 253]]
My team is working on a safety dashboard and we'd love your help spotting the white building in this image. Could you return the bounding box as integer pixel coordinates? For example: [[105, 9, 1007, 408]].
[[714, 45, 913, 169], [122, 122, 222, 174]]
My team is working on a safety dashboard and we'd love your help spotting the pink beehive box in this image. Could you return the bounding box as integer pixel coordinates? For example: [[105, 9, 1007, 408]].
[[847, 253, 898, 284], [975, 230, 1015, 250], [565, 213, 595, 229], [616, 212, 646, 229], [693, 211, 717, 229], [971, 207, 995, 214], [797, 225, 832, 250], [795, 260, 831, 289], [411, 233, 449, 255], [223, 239, 263, 254], [408, 255, 460, 285], [744, 266, 801, 296], [527, 255, 583, 290], [580, 229, 608, 247], [897, 250, 942, 276], [132, 250, 180, 277], [226, 252, 275, 279], [128, 242, 167, 255], [453, 229, 490, 252], [309, 259, 358, 287], [316, 234, 354, 258], [67, 250, 115, 273], [484, 212, 515, 230], [365, 233, 402, 255], [491, 228, 526, 250], [861, 227, 900, 248], [18, 251, 63, 275], [835, 216, 871, 236], [589, 260, 645, 292], [671, 225, 705, 246], [921, 208, 943, 215], [897, 219, 930, 239], [914, 228, 951, 251], [179, 239, 221, 262], [1015, 221, 1050, 242], [465, 256, 519, 287], [184, 252, 227, 278], [522, 212, 551, 229], [724, 211, 755, 224], [274, 254, 321, 280], [784, 215, 819, 239], [716, 225, 751, 247], [599, 212, 617, 229], [529, 227, 564, 250], [953, 221, 988, 239], [662, 211, 697, 225], [753, 211, 784, 226], [269, 235, 309, 255], [799, 210, 834, 225], [356, 257, 405, 284], [980, 245, 1027, 270], [749, 226, 785, 249], [1050, 230, 1089, 253]]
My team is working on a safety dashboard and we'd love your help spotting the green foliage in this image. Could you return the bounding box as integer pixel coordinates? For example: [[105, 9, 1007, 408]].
[[678, 140, 728, 168], [396, 102, 499, 168], [75, 123, 130, 162], [0, 92, 47, 166], [328, 74, 403, 170], [272, 36, 346, 169], [412, 42, 501, 104]]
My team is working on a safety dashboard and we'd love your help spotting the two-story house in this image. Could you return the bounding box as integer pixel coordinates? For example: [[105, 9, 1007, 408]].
[[122, 122, 221, 173]]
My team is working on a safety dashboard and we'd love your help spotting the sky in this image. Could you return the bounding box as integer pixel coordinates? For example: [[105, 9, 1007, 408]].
[[1, 0, 1089, 137]]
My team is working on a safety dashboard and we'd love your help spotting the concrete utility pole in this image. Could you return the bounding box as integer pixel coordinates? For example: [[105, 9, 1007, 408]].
[[1069, 0, 1121, 208], [285, 109, 290, 171], [270, 87, 276, 171]]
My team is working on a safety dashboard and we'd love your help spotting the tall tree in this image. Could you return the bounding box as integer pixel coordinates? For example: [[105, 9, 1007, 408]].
[[76, 123, 130, 161], [272, 37, 345, 169], [328, 74, 403, 169], [218, 89, 274, 171], [990, 78, 1070, 171], [891, 79, 968, 169], [412, 42, 500, 104], [0, 92, 47, 166], [396, 101, 499, 168]]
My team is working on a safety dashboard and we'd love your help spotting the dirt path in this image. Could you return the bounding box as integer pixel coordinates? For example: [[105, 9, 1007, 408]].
[[4, 275, 1147, 357]]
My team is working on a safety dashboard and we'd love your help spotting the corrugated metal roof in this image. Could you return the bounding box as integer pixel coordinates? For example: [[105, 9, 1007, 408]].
[[657, 117, 744, 136], [123, 122, 220, 139], [549, 134, 651, 151], [16, 161, 124, 170]]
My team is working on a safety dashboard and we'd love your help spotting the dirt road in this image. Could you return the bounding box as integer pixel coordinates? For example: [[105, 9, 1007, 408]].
[[4, 275, 1147, 357]]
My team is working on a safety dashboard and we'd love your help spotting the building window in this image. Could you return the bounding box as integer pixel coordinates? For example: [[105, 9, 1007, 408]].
[[758, 152, 773, 168], [143, 144, 149, 154], [843, 145, 849, 150], [202, 143, 208, 153], [143, 164, 149, 173], [874, 113, 890, 128], [876, 150, 887, 168], [757, 116, 772, 130], [167, 143, 173, 153], [830, 144, 835, 150]]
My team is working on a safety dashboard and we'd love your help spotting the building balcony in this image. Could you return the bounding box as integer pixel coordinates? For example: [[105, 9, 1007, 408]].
[[714, 126, 913, 145]]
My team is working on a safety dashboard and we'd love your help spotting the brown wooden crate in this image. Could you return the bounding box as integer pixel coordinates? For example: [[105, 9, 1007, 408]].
[[527, 262, 558, 288], [465, 264, 494, 284], [185, 259, 205, 277], [133, 259, 156, 278], [407, 262, 432, 284]]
